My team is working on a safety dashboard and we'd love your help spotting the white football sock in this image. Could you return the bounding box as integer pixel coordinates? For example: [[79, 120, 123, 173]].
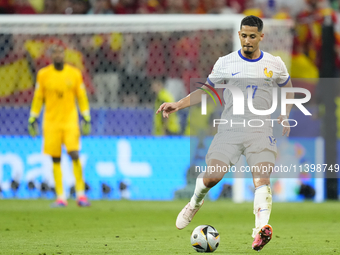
[[57, 194, 67, 201], [253, 185, 272, 230], [76, 190, 85, 199], [190, 173, 210, 208]]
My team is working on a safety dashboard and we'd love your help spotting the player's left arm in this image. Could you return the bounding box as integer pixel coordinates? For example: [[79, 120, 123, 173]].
[[278, 79, 294, 137], [75, 70, 91, 135], [276, 57, 294, 137]]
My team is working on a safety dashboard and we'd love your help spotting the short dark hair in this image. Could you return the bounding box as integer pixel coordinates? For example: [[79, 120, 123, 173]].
[[240, 15, 263, 32]]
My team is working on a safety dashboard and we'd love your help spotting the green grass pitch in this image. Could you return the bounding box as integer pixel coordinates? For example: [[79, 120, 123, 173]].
[[0, 200, 339, 254]]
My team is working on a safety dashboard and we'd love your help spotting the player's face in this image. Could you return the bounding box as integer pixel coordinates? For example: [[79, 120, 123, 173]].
[[238, 26, 264, 55], [51, 46, 64, 64]]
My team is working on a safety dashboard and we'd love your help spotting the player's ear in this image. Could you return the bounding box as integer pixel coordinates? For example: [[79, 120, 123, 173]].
[[238, 31, 241, 39], [260, 33, 264, 41]]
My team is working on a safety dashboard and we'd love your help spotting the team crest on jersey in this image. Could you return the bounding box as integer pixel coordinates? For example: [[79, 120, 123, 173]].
[[268, 136, 277, 146], [264, 67, 273, 81]]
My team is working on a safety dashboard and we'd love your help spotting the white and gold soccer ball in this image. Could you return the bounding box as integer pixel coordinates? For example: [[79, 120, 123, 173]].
[[190, 225, 220, 253]]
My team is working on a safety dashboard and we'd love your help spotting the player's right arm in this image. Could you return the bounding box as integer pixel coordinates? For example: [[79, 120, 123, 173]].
[[28, 71, 44, 137], [156, 57, 225, 118], [156, 84, 211, 118]]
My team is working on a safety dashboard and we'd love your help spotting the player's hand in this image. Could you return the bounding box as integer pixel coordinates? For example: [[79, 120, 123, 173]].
[[278, 115, 290, 137], [156, 102, 179, 118], [28, 116, 39, 137], [81, 115, 91, 136]]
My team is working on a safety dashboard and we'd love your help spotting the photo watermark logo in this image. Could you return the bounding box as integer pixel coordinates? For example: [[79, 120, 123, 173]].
[[197, 83, 223, 115], [199, 82, 312, 128]]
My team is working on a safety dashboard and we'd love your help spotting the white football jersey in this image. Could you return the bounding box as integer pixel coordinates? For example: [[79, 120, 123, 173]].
[[207, 49, 290, 135]]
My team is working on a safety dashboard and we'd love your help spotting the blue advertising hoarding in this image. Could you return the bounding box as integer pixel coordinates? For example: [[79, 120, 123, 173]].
[[0, 136, 330, 201], [0, 136, 190, 200]]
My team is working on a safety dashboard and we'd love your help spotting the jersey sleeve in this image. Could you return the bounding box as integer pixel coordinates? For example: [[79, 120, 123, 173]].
[[276, 57, 290, 87], [29, 71, 44, 118], [207, 57, 227, 87], [75, 69, 90, 116]]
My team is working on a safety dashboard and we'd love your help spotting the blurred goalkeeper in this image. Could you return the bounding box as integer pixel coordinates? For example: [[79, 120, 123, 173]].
[[28, 44, 91, 207]]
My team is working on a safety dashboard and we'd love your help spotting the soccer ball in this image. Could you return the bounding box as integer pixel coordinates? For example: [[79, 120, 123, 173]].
[[190, 225, 220, 253]]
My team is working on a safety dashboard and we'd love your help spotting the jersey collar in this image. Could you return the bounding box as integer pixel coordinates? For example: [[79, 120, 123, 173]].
[[238, 49, 264, 62]]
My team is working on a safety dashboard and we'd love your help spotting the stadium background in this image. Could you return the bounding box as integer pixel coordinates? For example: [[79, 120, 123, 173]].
[[0, 0, 339, 203]]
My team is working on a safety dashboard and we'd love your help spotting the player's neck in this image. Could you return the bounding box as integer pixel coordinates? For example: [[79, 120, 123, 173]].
[[240, 49, 261, 60], [53, 62, 64, 71]]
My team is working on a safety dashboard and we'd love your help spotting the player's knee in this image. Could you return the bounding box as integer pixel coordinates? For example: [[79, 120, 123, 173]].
[[52, 157, 61, 163], [68, 151, 79, 161], [203, 177, 222, 188]]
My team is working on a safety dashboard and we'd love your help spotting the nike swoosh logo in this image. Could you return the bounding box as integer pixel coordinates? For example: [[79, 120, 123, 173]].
[[232, 72, 240, 76]]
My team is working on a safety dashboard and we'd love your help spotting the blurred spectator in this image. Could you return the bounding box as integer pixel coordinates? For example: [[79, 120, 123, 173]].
[[88, 0, 113, 14], [119, 33, 149, 105], [145, 31, 187, 101], [73, 0, 90, 13], [182, 31, 204, 90], [272, 4, 291, 19], [165, 0, 185, 14], [0, 34, 34, 104], [60, 0, 90, 14], [243, 0, 264, 18], [114, 0, 137, 14], [202, 0, 214, 13], [200, 30, 232, 76], [256, 0, 296, 18], [256, 0, 276, 18], [275, 0, 305, 17], [186, 0, 205, 14], [290, 0, 339, 99], [13, 0, 36, 14], [168, 32, 201, 93], [228, 0, 246, 13], [136, 0, 164, 13], [43, 0, 59, 13], [59, 0, 72, 13], [80, 33, 122, 106], [152, 79, 181, 135], [146, 33, 167, 79], [295, 0, 337, 69], [207, 0, 236, 14], [0, 0, 14, 13], [164, 78, 186, 102]]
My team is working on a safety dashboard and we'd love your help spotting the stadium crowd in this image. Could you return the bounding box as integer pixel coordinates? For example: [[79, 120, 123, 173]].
[[0, 0, 304, 16], [0, 0, 336, 19]]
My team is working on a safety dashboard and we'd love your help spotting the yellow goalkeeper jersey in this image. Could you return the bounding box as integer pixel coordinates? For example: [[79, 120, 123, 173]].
[[30, 64, 90, 129]]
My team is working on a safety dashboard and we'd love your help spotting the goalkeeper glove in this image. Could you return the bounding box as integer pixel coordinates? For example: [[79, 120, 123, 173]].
[[81, 114, 91, 135], [28, 116, 39, 137]]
